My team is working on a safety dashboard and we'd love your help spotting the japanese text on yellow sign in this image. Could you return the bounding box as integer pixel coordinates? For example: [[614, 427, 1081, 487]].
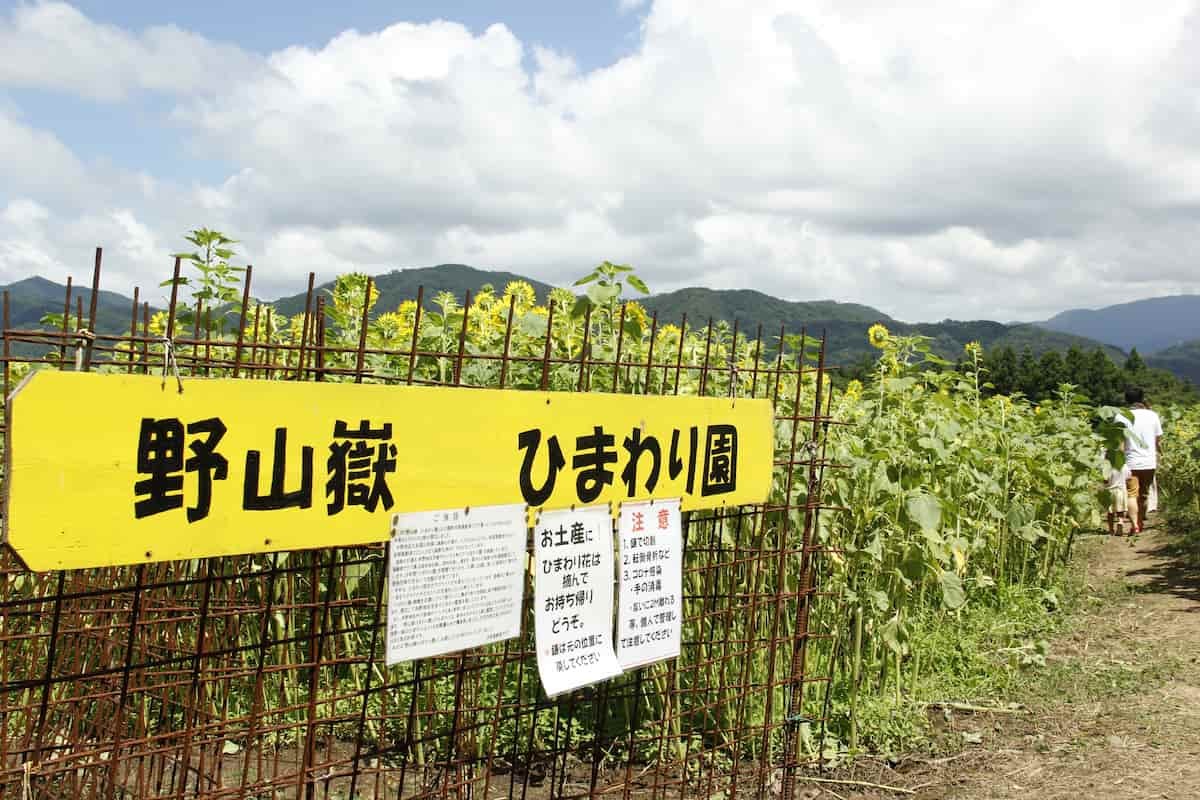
[[4, 371, 774, 570]]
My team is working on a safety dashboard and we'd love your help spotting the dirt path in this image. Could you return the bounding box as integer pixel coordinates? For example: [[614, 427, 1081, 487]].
[[809, 525, 1200, 800]]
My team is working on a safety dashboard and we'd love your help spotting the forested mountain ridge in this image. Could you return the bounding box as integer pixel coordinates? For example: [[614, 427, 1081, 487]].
[[1038, 294, 1200, 354], [1, 267, 1194, 400]]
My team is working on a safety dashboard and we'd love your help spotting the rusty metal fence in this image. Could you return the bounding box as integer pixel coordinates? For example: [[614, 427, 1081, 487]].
[[0, 251, 838, 799]]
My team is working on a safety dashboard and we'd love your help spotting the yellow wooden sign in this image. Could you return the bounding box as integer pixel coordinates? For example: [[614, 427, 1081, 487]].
[[4, 371, 775, 570]]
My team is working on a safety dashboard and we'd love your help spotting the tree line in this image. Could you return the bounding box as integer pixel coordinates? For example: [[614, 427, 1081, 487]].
[[977, 345, 1194, 406], [841, 343, 1196, 406]]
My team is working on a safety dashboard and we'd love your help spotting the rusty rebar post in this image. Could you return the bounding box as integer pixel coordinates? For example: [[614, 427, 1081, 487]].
[[538, 299, 555, 391], [453, 290, 472, 387], [406, 286, 424, 385], [295, 272, 315, 380], [354, 277, 372, 383], [232, 265, 253, 379], [80, 247, 102, 372], [127, 288, 139, 373], [58, 275, 72, 365]]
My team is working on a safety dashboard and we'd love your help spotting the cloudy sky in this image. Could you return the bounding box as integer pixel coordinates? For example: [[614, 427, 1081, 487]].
[[2, 0, 1199, 322]]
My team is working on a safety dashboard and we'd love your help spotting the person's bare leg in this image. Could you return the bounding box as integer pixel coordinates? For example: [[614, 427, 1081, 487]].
[[1125, 476, 1140, 536]]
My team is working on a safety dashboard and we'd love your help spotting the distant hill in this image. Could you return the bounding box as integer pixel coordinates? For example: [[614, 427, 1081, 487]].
[[634, 288, 1125, 373], [271, 264, 556, 319], [1039, 294, 1200, 354], [640, 288, 890, 331], [1, 266, 1190, 386], [0, 276, 156, 358], [1146, 340, 1200, 387], [0, 276, 144, 333]]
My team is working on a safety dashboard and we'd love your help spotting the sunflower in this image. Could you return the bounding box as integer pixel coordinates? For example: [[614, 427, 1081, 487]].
[[548, 287, 577, 315], [964, 340, 982, 359], [844, 379, 863, 400], [471, 288, 496, 314], [148, 310, 169, 336], [502, 280, 537, 313], [624, 300, 649, 330], [396, 299, 418, 324], [657, 323, 681, 338], [373, 311, 409, 341], [867, 323, 890, 349]]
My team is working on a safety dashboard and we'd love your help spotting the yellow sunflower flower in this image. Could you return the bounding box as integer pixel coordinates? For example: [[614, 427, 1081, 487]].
[[548, 287, 577, 315], [867, 323, 890, 349], [374, 311, 413, 342], [471, 288, 496, 314], [396, 299, 418, 324], [624, 300, 649, 329], [657, 323, 681, 338], [148, 310, 169, 336], [503, 280, 537, 313]]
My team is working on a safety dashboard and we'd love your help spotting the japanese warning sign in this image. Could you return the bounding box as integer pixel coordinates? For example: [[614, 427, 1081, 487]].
[[616, 499, 682, 670], [386, 503, 527, 665], [533, 505, 621, 697], [3, 371, 773, 570]]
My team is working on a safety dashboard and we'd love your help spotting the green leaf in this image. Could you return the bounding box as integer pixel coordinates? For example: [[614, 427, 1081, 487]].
[[519, 313, 547, 337], [880, 613, 909, 656], [622, 316, 643, 341], [586, 283, 620, 305], [627, 275, 650, 294], [1015, 524, 1042, 543], [571, 296, 593, 319], [906, 492, 942, 533], [573, 271, 601, 287], [938, 570, 966, 610], [899, 544, 925, 583], [863, 534, 884, 561], [868, 589, 889, 612]]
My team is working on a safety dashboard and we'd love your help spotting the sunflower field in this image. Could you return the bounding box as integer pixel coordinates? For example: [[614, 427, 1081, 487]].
[[2, 249, 1178, 776]]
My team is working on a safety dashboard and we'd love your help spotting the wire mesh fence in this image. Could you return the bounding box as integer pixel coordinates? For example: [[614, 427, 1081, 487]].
[[0, 251, 839, 800]]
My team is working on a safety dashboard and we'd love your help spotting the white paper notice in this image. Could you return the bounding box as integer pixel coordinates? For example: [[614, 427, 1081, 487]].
[[533, 505, 622, 697], [617, 499, 683, 670], [386, 503, 527, 665]]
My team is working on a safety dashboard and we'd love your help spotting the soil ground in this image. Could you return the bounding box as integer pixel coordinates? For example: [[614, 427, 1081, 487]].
[[800, 522, 1200, 800]]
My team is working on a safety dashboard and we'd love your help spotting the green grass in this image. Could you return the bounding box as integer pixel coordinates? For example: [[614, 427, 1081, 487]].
[[815, 533, 1176, 760]]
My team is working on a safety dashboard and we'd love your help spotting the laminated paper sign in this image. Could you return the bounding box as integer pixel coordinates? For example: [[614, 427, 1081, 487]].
[[616, 499, 683, 669], [533, 506, 622, 696], [386, 503, 527, 665]]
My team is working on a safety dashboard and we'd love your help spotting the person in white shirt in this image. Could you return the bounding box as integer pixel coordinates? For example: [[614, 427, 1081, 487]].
[[1119, 386, 1163, 534]]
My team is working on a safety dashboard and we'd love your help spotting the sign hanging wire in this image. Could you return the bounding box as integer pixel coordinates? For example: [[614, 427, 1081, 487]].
[[161, 335, 183, 394]]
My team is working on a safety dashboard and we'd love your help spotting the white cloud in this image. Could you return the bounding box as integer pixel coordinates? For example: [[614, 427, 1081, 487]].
[[0, 197, 172, 293], [3, 1, 1200, 322], [0, 109, 91, 198], [0, 1, 261, 101]]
